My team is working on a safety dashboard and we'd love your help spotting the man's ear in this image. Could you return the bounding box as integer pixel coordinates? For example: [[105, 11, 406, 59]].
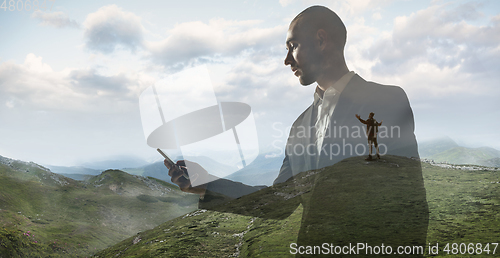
[[316, 29, 327, 51]]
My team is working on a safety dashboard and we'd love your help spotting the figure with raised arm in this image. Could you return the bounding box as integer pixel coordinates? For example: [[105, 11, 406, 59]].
[[356, 112, 383, 160]]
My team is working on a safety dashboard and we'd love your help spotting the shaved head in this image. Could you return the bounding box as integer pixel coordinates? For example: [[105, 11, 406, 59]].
[[284, 5, 350, 89], [291, 6, 347, 53]]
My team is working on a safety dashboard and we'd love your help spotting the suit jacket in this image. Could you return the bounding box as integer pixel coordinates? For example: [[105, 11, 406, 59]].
[[274, 74, 419, 184]]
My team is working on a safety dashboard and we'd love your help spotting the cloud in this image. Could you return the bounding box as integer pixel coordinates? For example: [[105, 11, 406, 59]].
[[82, 5, 286, 70], [31, 10, 80, 29], [366, 2, 500, 74], [69, 69, 131, 94], [144, 18, 286, 69], [372, 12, 382, 20], [83, 5, 145, 53], [5, 97, 19, 109], [0, 53, 150, 112], [291, 0, 394, 18], [279, 0, 296, 7]]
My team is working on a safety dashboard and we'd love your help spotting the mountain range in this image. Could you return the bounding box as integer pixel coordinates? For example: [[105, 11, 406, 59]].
[[0, 155, 198, 257], [418, 137, 500, 167], [42, 137, 499, 189]]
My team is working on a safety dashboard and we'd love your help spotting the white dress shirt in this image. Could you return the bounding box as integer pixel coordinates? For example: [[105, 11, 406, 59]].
[[312, 71, 355, 156]]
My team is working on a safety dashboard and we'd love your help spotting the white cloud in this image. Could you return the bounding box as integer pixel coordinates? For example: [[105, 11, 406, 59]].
[[82, 5, 287, 70], [356, 3, 500, 97], [368, 3, 500, 71], [297, 0, 395, 18], [346, 17, 379, 43], [31, 10, 80, 29], [83, 5, 145, 53], [0, 53, 152, 112], [5, 98, 17, 109], [279, 0, 296, 7], [143, 18, 286, 69], [372, 12, 382, 20]]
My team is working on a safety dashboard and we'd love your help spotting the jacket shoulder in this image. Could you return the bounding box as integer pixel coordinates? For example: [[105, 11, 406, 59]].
[[291, 104, 313, 127], [346, 75, 410, 104]]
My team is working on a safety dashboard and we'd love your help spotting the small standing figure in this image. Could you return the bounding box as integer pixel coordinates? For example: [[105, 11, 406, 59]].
[[355, 112, 383, 160]]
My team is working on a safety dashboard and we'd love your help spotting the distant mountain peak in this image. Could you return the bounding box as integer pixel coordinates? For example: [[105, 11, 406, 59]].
[[0, 154, 51, 173], [418, 137, 500, 167]]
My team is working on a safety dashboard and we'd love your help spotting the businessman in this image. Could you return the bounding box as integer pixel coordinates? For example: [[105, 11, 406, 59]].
[[166, 5, 428, 257]]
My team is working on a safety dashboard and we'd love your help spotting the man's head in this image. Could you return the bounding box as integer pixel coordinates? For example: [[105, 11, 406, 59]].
[[284, 6, 347, 86], [369, 112, 375, 118]]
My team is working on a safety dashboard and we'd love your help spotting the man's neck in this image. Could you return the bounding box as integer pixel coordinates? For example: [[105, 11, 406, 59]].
[[316, 63, 350, 92]]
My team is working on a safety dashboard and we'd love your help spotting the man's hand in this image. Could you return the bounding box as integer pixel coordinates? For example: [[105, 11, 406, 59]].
[[355, 114, 361, 119], [165, 160, 208, 196]]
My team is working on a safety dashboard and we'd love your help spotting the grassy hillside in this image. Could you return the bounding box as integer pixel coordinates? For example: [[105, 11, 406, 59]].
[[224, 155, 282, 186], [95, 155, 500, 257], [481, 157, 500, 168], [431, 146, 500, 167], [418, 138, 500, 167], [418, 137, 459, 158], [0, 156, 198, 257], [423, 162, 500, 247]]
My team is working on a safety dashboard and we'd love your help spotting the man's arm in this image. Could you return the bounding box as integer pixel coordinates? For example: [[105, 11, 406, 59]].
[[355, 114, 367, 124], [166, 155, 301, 220], [166, 159, 260, 199]]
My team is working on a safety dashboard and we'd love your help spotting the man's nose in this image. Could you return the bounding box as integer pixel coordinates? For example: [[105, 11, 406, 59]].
[[284, 51, 293, 66]]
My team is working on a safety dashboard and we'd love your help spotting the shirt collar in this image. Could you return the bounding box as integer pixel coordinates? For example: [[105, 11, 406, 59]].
[[314, 71, 355, 104]]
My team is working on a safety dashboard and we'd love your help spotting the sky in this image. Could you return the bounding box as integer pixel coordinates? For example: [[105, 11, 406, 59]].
[[0, 0, 499, 167]]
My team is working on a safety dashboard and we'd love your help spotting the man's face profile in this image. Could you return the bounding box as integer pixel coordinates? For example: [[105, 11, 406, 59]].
[[284, 19, 320, 86]]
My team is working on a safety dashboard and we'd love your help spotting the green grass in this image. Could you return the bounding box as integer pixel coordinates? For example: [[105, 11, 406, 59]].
[[95, 156, 499, 257], [423, 162, 500, 249], [0, 161, 199, 257], [2, 155, 499, 257]]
